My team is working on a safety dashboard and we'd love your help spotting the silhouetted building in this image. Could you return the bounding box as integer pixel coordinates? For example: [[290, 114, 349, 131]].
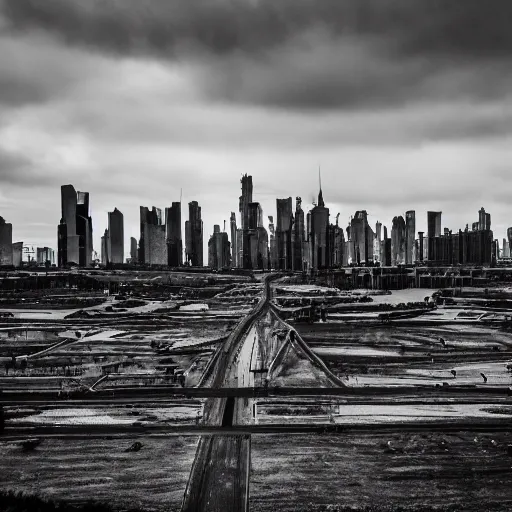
[[293, 197, 305, 271], [101, 229, 109, 265], [139, 206, 167, 265], [427, 211, 442, 261], [208, 225, 231, 269], [0, 217, 13, 266], [130, 237, 138, 263], [58, 185, 79, 266], [391, 216, 406, 266], [329, 215, 344, 268], [405, 211, 416, 264], [268, 216, 277, 269], [276, 197, 293, 270], [165, 202, 182, 267], [76, 191, 93, 267], [239, 174, 253, 269], [230, 212, 238, 268], [380, 226, 391, 266], [503, 238, 510, 259], [308, 186, 330, 270], [36, 247, 55, 266], [246, 202, 268, 269], [108, 208, 124, 264], [12, 242, 23, 267], [373, 221, 382, 264], [349, 211, 374, 265], [418, 232, 425, 263], [185, 201, 203, 266]]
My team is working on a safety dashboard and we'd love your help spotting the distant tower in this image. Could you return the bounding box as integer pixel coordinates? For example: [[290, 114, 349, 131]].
[[185, 201, 203, 266], [108, 208, 124, 264]]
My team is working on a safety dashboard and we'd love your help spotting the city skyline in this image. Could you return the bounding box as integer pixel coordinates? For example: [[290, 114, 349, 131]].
[[1, 1, 512, 260]]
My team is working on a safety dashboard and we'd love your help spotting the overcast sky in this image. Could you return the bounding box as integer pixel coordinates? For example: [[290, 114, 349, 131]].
[[1, 0, 512, 260]]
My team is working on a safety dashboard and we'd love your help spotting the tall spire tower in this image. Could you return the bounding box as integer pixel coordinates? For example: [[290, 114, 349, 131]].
[[317, 166, 324, 207]]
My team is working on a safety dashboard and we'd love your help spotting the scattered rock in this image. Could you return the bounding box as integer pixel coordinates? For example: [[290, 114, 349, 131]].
[[125, 441, 143, 453]]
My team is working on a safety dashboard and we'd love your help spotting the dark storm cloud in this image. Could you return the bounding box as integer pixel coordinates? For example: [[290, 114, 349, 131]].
[[2, 0, 512, 111]]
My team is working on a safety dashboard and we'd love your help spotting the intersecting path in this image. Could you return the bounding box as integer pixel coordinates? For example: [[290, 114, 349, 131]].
[[181, 274, 343, 512]]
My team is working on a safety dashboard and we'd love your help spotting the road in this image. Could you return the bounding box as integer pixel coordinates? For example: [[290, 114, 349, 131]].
[[181, 275, 278, 512]]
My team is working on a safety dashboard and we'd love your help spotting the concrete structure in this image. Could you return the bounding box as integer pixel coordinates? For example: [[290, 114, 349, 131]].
[[0, 217, 13, 266], [503, 238, 511, 259], [349, 211, 374, 265], [380, 226, 391, 266], [245, 202, 268, 270], [58, 185, 80, 266], [405, 210, 416, 264], [12, 241, 23, 267], [239, 174, 253, 269], [208, 225, 231, 269], [373, 221, 382, 264], [427, 211, 442, 262], [101, 229, 109, 265], [276, 197, 293, 270], [268, 216, 277, 270], [185, 201, 203, 266], [418, 232, 425, 263], [230, 212, 238, 268], [165, 202, 182, 267], [76, 191, 93, 267], [130, 237, 138, 263], [108, 208, 124, 264], [329, 216, 344, 268], [139, 206, 167, 265], [308, 186, 330, 270], [391, 216, 406, 266], [293, 197, 305, 271], [36, 247, 55, 266]]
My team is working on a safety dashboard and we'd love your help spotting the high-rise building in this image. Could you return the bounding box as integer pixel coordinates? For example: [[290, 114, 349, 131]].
[[130, 237, 138, 263], [427, 211, 442, 261], [139, 206, 167, 265], [36, 247, 55, 266], [185, 201, 203, 266], [502, 238, 510, 259], [293, 197, 305, 271], [246, 202, 268, 270], [208, 225, 231, 269], [12, 242, 23, 267], [308, 185, 330, 270], [276, 197, 293, 270], [0, 217, 13, 266], [165, 202, 182, 267], [349, 211, 374, 265], [405, 210, 416, 264], [391, 216, 406, 266], [373, 221, 382, 264], [239, 174, 253, 269], [101, 229, 109, 265], [268, 216, 277, 270], [329, 215, 344, 268], [76, 191, 93, 267], [230, 212, 238, 268], [58, 185, 80, 266], [108, 208, 124, 264]]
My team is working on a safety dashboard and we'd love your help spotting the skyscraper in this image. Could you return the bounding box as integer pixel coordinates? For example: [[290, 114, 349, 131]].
[[239, 174, 253, 269], [391, 216, 406, 266], [130, 237, 138, 263], [427, 211, 442, 261], [101, 228, 109, 265], [349, 211, 374, 265], [308, 184, 329, 270], [185, 201, 203, 266], [76, 191, 93, 267], [268, 216, 277, 270], [0, 217, 13, 266], [139, 206, 167, 265], [108, 208, 124, 264], [208, 225, 231, 269], [230, 212, 238, 268], [405, 210, 416, 264], [165, 202, 182, 267], [13, 242, 23, 267], [293, 197, 305, 271], [276, 197, 293, 270]]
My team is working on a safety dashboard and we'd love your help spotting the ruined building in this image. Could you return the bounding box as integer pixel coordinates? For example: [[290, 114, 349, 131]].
[[13, 242, 23, 267], [405, 210, 416, 264], [108, 208, 124, 264], [58, 185, 92, 267], [373, 221, 382, 264], [208, 225, 231, 269], [101, 228, 109, 265], [165, 202, 182, 267], [0, 216, 13, 266], [246, 202, 268, 270], [139, 206, 167, 265], [391, 216, 406, 266], [348, 211, 374, 265], [380, 226, 392, 266], [185, 201, 203, 266], [427, 211, 442, 261], [329, 214, 344, 268], [276, 197, 294, 270]]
